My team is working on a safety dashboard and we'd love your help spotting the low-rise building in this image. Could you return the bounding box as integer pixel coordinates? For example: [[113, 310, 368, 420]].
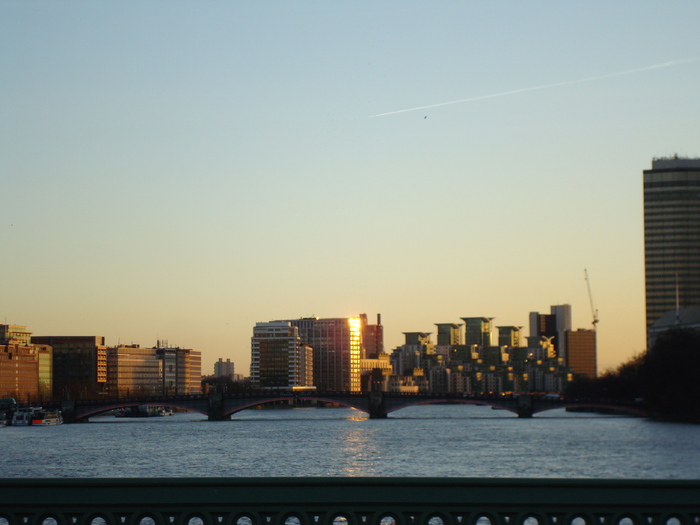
[[107, 344, 162, 397]]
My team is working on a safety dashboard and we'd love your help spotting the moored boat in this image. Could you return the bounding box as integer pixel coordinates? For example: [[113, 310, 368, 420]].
[[11, 407, 63, 426], [11, 408, 36, 426], [31, 409, 63, 426]]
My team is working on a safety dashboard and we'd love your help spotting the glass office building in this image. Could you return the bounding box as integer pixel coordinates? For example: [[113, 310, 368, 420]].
[[643, 157, 700, 334]]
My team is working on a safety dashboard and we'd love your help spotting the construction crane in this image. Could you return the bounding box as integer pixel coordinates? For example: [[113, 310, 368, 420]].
[[584, 269, 600, 330]]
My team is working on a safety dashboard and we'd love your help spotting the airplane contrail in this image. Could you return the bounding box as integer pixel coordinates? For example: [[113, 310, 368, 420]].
[[369, 58, 699, 118]]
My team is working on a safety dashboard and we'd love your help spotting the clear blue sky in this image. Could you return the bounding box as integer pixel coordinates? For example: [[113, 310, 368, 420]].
[[2, 1, 699, 375]]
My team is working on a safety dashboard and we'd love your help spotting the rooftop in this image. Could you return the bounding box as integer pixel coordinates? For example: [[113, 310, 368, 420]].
[[651, 155, 700, 170]]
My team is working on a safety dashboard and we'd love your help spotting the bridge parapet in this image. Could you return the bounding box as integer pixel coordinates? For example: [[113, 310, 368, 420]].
[[34, 392, 648, 423], [0, 478, 697, 525]]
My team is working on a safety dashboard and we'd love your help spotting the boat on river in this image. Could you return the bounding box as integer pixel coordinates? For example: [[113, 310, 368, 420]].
[[116, 405, 173, 417], [11, 407, 63, 426], [31, 409, 63, 425]]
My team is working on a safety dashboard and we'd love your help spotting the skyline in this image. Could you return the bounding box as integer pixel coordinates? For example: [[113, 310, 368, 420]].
[[3, 2, 700, 376]]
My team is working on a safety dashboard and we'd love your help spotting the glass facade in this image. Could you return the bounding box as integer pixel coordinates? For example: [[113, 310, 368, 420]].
[[286, 317, 363, 392], [643, 159, 700, 332], [30, 336, 107, 398]]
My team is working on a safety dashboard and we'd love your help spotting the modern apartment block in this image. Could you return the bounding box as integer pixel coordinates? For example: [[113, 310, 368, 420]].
[[566, 329, 597, 379], [30, 335, 107, 398], [250, 321, 313, 389], [435, 323, 462, 346], [461, 317, 493, 347], [643, 157, 700, 332], [284, 317, 363, 392], [497, 325, 523, 348]]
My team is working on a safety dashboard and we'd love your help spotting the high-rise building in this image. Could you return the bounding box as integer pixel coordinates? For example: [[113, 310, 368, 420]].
[[566, 329, 597, 379], [497, 326, 522, 348], [250, 321, 313, 389], [30, 335, 107, 398], [461, 317, 493, 347], [284, 316, 363, 392], [643, 157, 700, 333], [360, 313, 384, 359], [529, 305, 571, 360], [435, 323, 462, 346]]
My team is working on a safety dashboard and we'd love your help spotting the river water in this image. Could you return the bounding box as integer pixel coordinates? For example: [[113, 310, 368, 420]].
[[1, 405, 699, 478]]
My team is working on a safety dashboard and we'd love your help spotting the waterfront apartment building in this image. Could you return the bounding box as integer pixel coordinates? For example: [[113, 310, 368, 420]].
[[250, 321, 313, 389], [643, 157, 700, 333], [284, 316, 364, 392], [461, 317, 493, 347], [30, 335, 107, 398], [565, 329, 597, 379], [435, 323, 462, 346], [497, 326, 523, 348], [106, 345, 162, 397]]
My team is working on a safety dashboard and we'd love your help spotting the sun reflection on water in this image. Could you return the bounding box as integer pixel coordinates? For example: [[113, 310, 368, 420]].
[[333, 425, 380, 476]]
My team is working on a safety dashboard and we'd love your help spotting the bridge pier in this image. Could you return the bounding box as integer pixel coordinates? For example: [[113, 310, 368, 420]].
[[208, 391, 231, 421], [517, 395, 534, 418], [61, 400, 76, 424], [368, 391, 387, 419]]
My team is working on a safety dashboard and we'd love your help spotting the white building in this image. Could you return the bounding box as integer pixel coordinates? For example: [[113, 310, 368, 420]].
[[214, 358, 235, 378]]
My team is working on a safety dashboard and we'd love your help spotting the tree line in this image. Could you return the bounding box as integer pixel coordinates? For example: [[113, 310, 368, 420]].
[[566, 328, 700, 422]]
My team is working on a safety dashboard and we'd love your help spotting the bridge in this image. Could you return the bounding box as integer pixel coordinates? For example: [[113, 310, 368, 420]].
[[0, 477, 697, 525], [37, 391, 648, 423]]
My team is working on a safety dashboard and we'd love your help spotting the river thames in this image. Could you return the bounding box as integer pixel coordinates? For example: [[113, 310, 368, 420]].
[[1, 405, 699, 478]]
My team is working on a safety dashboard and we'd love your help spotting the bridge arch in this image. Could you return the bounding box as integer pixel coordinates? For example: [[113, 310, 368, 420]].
[[75, 401, 208, 420], [223, 395, 370, 417], [532, 403, 649, 417], [383, 398, 520, 416]]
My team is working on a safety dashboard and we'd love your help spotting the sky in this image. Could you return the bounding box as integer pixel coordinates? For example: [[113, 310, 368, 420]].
[[2, 1, 699, 376]]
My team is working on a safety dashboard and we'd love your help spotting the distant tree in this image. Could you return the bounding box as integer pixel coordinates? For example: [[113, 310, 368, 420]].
[[201, 375, 253, 393], [641, 328, 700, 421], [565, 353, 645, 400], [565, 328, 700, 421]]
